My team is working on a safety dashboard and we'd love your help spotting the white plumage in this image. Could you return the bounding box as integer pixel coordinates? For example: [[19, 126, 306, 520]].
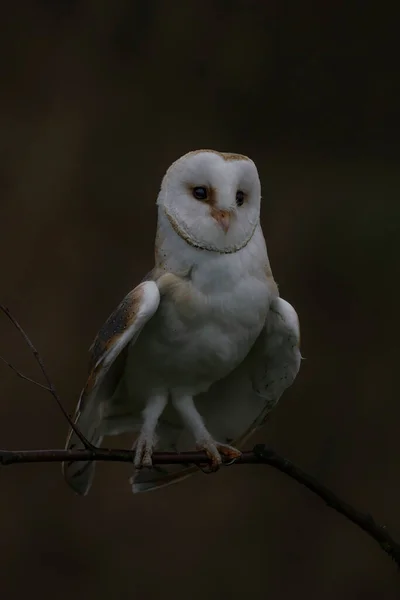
[[62, 149, 301, 494]]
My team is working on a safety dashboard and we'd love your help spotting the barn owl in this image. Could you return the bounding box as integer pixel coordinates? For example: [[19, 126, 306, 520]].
[[62, 149, 301, 495]]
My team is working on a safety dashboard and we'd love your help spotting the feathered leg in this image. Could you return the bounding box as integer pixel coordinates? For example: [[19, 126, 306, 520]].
[[172, 394, 241, 470], [133, 394, 167, 467]]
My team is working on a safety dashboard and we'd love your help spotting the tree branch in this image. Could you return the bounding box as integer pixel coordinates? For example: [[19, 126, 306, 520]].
[[0, 354, 50, 391], [0, 304, 95, 449], [1, 303, 399, 570], [0, 444, 399, 567]]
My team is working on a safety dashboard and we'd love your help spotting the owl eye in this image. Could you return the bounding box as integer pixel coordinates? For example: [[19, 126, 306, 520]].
[[236, 190, 245, 207], [192, 186, 208, 201]]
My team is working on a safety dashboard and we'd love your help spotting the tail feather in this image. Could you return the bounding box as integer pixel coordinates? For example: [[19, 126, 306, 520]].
[[131, 464, 197, 493], [130, 420, 198, 493], [62, 394, 104, 496]]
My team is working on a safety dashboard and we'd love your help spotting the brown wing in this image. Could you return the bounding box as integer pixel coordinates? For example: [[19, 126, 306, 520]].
[[62, 280, 160, 496]]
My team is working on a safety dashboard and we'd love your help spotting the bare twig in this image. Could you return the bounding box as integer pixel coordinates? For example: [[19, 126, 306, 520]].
[[0, 304, 94, 449], [1, 304, 399, 571], [0, 444, 399, 567], [0, 354, 50, 391]]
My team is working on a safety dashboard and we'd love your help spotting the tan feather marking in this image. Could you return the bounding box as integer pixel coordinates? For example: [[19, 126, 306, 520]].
[[154, 227, 163, 265], [155, 272, 183, 293], [208, 185, 217, 205], [154, 227, 170, 270], [156, 272, 196, 315], [88, 286, 144, 372], [184, 149, 250, 162], [220, 152, 250, 161]]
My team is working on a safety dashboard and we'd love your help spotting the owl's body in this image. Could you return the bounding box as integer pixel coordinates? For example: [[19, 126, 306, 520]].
[[63, 150, 301, 495], [126, 223, 272, 399]]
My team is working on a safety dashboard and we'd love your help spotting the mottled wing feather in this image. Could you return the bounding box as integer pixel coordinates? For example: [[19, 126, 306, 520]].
[[63, 280, 160, 496], [88, 290, 141, 371], [132, 295, 301, 493]]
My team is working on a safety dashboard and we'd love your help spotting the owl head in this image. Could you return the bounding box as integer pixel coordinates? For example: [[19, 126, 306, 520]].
[[157, 150, 261, 254]]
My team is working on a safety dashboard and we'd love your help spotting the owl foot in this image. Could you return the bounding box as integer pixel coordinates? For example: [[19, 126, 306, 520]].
[[132, 394, 167, 468], [133, 433, 154, 468], [197, 440, 242, 474]]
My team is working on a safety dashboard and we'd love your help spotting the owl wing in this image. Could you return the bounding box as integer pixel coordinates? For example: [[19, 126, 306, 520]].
[[62, 279, 160, 495], [132, 295, 301, 492]]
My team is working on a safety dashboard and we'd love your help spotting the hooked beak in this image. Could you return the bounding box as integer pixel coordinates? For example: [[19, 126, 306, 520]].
[[211, 209, 231, 233]]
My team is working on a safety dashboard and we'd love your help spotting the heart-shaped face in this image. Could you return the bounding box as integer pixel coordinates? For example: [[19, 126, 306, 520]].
[[157, 149, 261, 254]]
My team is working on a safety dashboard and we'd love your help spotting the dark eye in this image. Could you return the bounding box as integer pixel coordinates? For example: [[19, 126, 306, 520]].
[[192, 186, 208, 201], [236, 190, 245, 206]]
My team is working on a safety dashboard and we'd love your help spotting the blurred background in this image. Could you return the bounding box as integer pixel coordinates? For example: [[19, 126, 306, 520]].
[[0, 1, 399, 598]]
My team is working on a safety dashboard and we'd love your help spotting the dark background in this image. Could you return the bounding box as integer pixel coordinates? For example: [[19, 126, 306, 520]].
[[0, 2, 399, 598]]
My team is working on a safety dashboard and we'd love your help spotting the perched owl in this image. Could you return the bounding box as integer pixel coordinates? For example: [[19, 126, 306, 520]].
[[62, 149, 301, 494]]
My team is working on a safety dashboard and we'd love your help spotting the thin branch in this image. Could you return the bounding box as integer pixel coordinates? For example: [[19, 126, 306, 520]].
[[0, 444, 399, 567], [0, 304, 94, 449], [252, 445, 400, 568], [1, 304, 399, 571], [0, 354, 50, 391]]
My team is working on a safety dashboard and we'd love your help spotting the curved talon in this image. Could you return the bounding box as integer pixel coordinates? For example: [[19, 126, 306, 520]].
[[204, 449, 222, 473], [196, 441, 241, 474], [132, 434, 154, 469]]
